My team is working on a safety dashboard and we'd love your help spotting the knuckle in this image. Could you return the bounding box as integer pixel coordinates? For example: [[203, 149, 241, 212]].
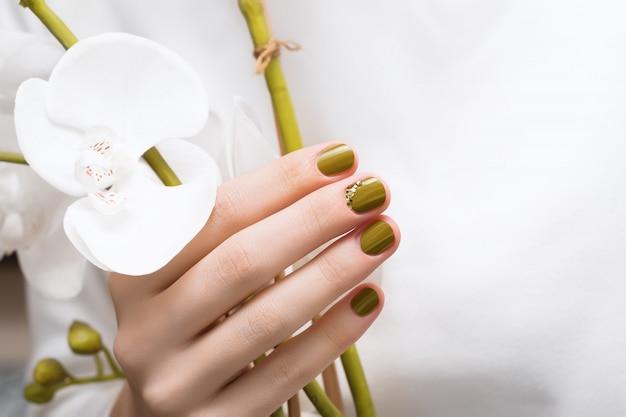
[[299, 197, 333, 237], [315, 253, 352, 293], [113, 326, 146, 373], [276, 154, 309, 194], [210, 187, 243, 229], [139, 378, 181, 417], [269, 348, 307, 390], [211, 239, 257, 287], [240, 299, 287, 347], [318, 319, 351, 355]]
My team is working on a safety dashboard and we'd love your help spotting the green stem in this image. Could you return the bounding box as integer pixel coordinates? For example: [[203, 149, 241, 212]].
[[20, 0, 181, 187], [102, 346, 125, 378], [238, 0, 303, 155], [94, 354, 104, 378], [340, 345, 376, 417], [302, 380, 344, 417], [142, 147, 181, 186], [0, 152, 28, 165], [51, 372, 125, 393], [65, 371, 78, 384], [19, 0, 78, 50]]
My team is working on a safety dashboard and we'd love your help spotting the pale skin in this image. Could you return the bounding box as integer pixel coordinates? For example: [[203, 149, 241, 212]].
[[108, 142, 400, 417]]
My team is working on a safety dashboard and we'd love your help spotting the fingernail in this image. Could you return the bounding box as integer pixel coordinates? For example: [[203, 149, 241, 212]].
[[317, 144, 355, 176], [360, 220, 395, 255], [346, 177, 386, 213], [351, 287, 380, 316]]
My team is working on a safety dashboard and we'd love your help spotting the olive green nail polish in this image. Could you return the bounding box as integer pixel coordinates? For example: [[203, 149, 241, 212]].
[[351, 287, 379, 316], [346, 177, 386, 213], [317, 144, 355, 176], [360, 220, 395, 255]]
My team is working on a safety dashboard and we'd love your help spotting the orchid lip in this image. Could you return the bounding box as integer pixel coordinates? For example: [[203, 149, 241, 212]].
[[74, 126, 130, 215]]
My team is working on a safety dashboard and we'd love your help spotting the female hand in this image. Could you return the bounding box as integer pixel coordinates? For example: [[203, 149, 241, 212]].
[[108, 142, 400, 416]]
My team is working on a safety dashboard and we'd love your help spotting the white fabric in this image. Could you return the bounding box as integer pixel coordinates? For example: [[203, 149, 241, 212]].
[[23, 264, 123, 417], [2, 1, 626, 416]]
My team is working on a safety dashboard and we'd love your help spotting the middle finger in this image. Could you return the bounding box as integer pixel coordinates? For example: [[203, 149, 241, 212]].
[[162, 174, 390, 337]]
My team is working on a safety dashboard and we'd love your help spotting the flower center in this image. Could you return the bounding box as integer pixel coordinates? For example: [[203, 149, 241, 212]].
[[75, 127, 128, 215], [80, 139, 115, 188]]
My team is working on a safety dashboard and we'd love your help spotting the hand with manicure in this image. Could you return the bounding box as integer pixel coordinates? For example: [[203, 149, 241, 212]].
[[108, 142, 400, 417]]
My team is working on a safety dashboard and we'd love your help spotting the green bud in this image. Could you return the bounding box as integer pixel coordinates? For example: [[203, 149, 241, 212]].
[[68, 321, 102, 354], [23, 382, 55, 404], [33, 358, 67, 386]]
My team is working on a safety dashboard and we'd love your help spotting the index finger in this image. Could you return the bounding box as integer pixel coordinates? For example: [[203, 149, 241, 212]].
[[109, 142, 358, 296]]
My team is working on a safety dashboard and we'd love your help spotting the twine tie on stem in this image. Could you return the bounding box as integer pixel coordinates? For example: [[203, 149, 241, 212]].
[[254, 38, 301, 74]]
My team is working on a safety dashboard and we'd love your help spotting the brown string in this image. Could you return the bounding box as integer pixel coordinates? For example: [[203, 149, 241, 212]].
[[253, 38, 300, 74], [253, 0, 300, 74]]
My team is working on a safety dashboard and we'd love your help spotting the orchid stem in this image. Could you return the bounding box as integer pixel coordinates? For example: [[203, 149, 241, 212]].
[[0, 152, 28, 165], [18, 0, 78, 50], [303, 380, 344, 417], [20, 0, 182, 187], [94, 354, 104, 378], [102, 346, 125, 378], [142, 147, 182, 186], [340, 345, 376, 417], [238, 0, 303, 154]]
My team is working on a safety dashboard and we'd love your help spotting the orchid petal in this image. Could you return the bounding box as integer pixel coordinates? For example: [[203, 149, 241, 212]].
[[0, 30, 63, 111], [61, 216, 110, 272], [45, 33, 208, 157], [64, 140, 220, 275], [228, 96, 278, 178], [0, 149, 72, 258], [14, 78, 84, 195], [17, 216, 87, 299]]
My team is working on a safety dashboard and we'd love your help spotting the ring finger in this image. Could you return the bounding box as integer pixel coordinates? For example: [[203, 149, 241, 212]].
[[179, 216, 399, 397], [165, 174, 391, 335]]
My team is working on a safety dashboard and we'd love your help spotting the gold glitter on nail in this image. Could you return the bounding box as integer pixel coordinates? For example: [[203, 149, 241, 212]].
[[346, 180, 362, 209]]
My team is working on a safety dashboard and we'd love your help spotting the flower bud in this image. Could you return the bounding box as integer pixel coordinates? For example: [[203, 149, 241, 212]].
[[68, 321, 102, 354], [23, 382, 55, 404], [33, 358, 67, 386]]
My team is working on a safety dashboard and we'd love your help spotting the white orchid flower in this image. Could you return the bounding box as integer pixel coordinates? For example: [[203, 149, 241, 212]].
[[0, 163, 46, 255], [0, 31, 87, 298], [14, 33, 220, 275], [0, 30, 63, 113], [0, 31, 64, 257]]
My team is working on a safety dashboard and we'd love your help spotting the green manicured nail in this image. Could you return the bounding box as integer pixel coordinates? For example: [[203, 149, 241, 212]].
[[317, 144, 355, 176], [346, 177, 386, 213], [360, 220, 395, 255], [351, 287, 379, 316]]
